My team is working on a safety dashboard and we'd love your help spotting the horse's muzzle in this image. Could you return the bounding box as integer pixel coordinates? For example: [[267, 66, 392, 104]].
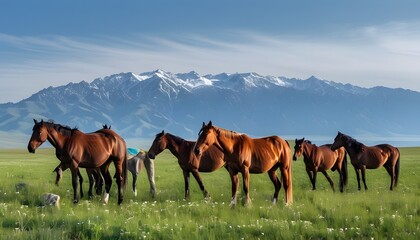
[[292, 156, 297, 161], [148, 152, 155, 159], [27, 145, 35, 153]]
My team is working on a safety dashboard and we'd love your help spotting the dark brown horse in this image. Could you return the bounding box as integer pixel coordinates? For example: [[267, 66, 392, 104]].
[[193, 121, 292, 207], [27, 119, 127, 204], [331, 132, 400, 191], [148, 131, 225, 199], [293, 138, 348, 192]]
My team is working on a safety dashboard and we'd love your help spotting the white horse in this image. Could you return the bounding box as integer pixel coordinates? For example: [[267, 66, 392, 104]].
[[127, 150, 156, 198]]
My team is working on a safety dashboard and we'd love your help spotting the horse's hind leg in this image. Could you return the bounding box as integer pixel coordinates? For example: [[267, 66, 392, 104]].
[[144, 158, 156, 198], [321, 171, 335, 192], [191, 169, 210, 199], [77, 170, 84, 199], [131, 172, 138, 196], [268, 170, 281, 204], [384, 164, 395, 191], [86, 169, 94, 200]]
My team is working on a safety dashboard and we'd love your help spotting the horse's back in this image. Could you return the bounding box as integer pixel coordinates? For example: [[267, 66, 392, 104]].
[[248, 135, 291, 173]]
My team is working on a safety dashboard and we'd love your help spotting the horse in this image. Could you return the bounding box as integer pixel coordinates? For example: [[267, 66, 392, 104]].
[[330, 131, 400, 191], [53, 163, 103, 198], [193, 121, 292, 207], [52, 124, 112, 199], [148, 131, 225, 199], [293, 138, 348, 192], [27, 119, 127, 204], [127, 150, 156, 198]]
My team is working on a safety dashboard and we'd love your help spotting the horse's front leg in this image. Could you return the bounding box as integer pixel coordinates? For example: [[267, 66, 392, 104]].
[[182, 170, 191, 200], [70, 167, 80, 204], [241, 166, 251, 206], [305, 168, 314, 190], [100, 164, 112, 204], [321, 170, 335, 192], [268, 170, 281, 204], [228, 167, 239, 208], [191, 169, 209, 199], [361, 165, 368, 190], [354, 167, 361, 191]]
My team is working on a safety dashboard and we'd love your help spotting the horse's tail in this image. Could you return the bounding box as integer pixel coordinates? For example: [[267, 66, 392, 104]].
[[342, 151, 348, 186], [395, 148, 400, 187]]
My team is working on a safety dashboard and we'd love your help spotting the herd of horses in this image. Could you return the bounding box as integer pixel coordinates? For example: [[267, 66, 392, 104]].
[[27, 119, 401, 206]]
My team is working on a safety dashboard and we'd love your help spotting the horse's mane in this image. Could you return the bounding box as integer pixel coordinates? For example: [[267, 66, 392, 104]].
[[343, 134, 364, 152], [44, 120, 76, 137], [156, 132, 186, 145], [213, 126, 242, 139], [166, 133, 186, 145]]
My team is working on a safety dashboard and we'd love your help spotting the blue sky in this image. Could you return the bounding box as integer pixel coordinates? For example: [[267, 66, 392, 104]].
[[1, 0, 420, 103]]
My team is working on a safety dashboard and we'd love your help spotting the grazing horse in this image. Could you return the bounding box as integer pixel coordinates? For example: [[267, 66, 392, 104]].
[[148, 131, 225, 199], [331, 132, 400, 191], [293, 138, 348, 192], [193, 121, 292, 207], [127, 150, 157, 198], [27, 119, 127, 204]]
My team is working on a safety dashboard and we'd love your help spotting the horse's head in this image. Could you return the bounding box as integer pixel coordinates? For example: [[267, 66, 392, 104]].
[[193, 121, 217, 156], [331, 131, 346, 150], [293, 138, 305, 161], [28, 119, 48, 153], [148, 130, 167, 159]]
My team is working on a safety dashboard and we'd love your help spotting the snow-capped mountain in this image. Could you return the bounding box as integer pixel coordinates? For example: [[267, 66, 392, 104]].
[[1, 69, 420, 147]]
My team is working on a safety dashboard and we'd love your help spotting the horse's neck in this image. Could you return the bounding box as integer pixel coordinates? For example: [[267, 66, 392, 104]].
[[166, 135, 182, 158], [47, 128, 68, 151], [302, 143, 315, 160], [216, 131, 238, 155], [344, 140, 363, 158]]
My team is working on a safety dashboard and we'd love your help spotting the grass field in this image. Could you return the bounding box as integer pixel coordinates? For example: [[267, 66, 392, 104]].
[[0, 144, 419, 239]]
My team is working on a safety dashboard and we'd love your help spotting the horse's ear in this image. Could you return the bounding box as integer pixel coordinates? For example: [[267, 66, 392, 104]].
[[208, 121, 212, 127], [302, 137, 305, 141], [202, 122, 205, 127], [33, 119, 38, 124], [338, 131, 342, 135], [161, 130, 164, 134], [295, 138, 297, 142]]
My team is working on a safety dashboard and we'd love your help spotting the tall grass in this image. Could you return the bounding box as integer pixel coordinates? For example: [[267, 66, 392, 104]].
[[0, 146, 418, 239]]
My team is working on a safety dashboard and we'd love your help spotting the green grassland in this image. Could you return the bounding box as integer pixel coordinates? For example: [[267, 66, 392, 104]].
[[0, 145, 419, 239]]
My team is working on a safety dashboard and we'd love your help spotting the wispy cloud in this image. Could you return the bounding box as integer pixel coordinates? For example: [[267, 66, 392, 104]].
[[1, 21, 420, 103]]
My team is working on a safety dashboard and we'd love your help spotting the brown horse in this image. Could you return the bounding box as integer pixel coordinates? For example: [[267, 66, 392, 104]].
[[331, 132, 400, 191], [148, 131, 225, 199], [293, 138, 348, 192], [27, 119, 127, 204], [193, 121, 292, 207]]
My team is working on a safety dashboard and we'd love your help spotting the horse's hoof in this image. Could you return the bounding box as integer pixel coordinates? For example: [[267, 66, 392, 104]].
[[73, 200, 79, 204]]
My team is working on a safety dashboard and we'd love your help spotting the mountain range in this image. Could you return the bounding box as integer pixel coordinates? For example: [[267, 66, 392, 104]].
[[1, 69, 420, 148]]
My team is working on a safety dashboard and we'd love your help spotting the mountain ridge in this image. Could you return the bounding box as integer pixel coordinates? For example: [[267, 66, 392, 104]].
[[1, 70, 419, 148]]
